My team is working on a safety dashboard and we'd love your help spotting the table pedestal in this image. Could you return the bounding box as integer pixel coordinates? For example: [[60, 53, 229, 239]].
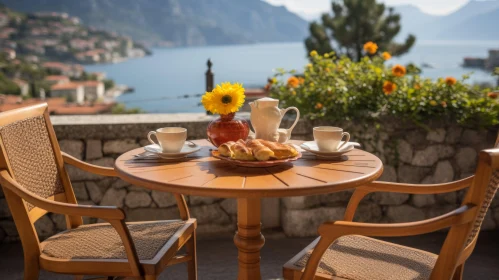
[[234, 198, 265, 280]]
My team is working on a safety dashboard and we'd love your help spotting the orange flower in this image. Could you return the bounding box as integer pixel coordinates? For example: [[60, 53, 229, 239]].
[[383, 81, 396, 95], [441, 101, 447, 108], [315, 103, 323, 109], [287, 76, 300, 88], [382, 52, 391, 60], [392, 64, 406, 77], [414, 83, 421, 90], [363, 41, 378, 55], [487, 92, 498, 99], [445, 77, 457, 86], [298, 77, 305, 85]]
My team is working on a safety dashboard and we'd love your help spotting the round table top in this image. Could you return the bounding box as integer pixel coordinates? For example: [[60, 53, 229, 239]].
[[114, 139, 383, 198]]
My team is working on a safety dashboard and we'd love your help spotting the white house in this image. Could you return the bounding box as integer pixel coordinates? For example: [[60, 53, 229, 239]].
[[76, 81, 105, 101], [12, 79, 29, 97], [45, 75, 70, 85], [50, 82, 84, 104]]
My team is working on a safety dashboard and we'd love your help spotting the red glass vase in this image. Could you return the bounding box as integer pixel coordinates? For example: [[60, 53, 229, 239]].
[[207, 113, 249, 147]]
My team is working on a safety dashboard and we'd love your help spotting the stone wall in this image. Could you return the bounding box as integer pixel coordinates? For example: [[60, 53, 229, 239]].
[[279, 118, 499, 236], [0, 114, 497, 242]]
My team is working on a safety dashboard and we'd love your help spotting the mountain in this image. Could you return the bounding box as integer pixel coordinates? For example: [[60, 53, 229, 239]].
[[0, 0, 308, 47], [394, 0, 499, 40], [437, 7, 499, 40], [393, 5, 438, 39]]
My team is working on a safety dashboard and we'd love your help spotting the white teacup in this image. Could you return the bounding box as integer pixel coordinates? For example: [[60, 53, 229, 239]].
[[147, 127, 187, 153], [313, 126, 350, 152]]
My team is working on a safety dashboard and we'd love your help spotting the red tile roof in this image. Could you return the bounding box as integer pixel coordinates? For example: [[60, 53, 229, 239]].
[[12, 78, 28, 86], [51, 82, 82, 90], [42, 62, 71, 70], [0, 95, 114, 115], [45, 75, 70, 81], [76, 81, 103, 87]]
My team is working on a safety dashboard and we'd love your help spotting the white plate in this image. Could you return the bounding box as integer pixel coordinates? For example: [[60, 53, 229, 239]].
[[144, 142, 201, 159], [300, 141, 359, 157]]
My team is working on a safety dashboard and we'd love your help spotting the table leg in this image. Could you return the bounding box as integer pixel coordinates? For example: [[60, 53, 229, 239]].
[[234, 198, 265, 280]]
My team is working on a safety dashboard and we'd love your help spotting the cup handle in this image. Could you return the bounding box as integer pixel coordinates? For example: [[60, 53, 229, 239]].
[[337, 132, 350, 150], [281, 106, 300, 134], [147, 131, 159, 146]]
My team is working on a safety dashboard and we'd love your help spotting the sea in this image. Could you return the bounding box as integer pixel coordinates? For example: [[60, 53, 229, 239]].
[[85, 40, 499, 113]]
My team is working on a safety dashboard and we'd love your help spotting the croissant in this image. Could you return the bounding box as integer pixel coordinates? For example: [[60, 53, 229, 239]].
[[219, 141, 236, 157], [246, 139, 274, 161], [259, 140, 298, 159], [232, 139, 255, 161]]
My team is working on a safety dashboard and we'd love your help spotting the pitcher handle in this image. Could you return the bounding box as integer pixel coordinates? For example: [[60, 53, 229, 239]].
[[281, 107, 300, 136]]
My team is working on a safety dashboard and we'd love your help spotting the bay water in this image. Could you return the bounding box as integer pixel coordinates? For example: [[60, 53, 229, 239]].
[[86, 40, 499, 113]]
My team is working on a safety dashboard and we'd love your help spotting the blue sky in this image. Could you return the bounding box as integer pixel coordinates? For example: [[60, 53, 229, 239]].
[[264, 0, 470, 19]]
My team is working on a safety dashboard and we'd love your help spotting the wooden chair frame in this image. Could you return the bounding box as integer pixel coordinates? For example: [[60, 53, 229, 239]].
[[285, 134, 499, 280], [0, 104, 197, 280]]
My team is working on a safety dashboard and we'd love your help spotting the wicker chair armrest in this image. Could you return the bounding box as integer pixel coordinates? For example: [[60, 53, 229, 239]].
[[0, 170, 124, 220], [301, 205, 477, 280], [480, 148, 499, 169], [343, 176, 474, 221], [62, 152, 117, 177]]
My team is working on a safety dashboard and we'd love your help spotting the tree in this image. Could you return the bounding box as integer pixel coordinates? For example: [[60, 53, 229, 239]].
[[305, 0, 416, 61]]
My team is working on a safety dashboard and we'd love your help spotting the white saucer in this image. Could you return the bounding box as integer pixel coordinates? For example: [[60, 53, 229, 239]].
[[300, 141, 359, 158], [144, 142, 201, 159]]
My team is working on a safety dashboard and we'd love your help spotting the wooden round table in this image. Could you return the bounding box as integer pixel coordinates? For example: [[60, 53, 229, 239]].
[[115, 139, 383, 280]]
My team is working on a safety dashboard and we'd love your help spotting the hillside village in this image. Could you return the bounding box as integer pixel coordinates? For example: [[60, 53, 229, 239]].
[[0, 5, 146, 114]]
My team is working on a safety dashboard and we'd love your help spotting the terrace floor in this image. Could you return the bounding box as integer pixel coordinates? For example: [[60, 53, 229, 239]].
[[1, 231, 498, 280]]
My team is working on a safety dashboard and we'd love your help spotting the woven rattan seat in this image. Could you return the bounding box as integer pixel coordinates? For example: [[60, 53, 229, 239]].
[[41, 220, 187, 261], [0, 104, 197, 279], [284, 136, 499, 280], [291, 235, 436, 280]]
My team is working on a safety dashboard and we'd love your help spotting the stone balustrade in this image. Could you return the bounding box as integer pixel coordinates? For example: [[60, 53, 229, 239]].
[[0, 113, 497, 242]]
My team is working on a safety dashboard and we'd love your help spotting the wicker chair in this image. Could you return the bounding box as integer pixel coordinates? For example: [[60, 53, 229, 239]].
[[0, 104, 197, 280], [283, 133, 499, 280]]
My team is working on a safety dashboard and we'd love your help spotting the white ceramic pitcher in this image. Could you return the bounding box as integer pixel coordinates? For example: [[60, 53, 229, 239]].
[[249, 97, 300, 142]]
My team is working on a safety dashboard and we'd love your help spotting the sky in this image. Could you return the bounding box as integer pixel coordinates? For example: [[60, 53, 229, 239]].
[[264, 0, 470, 20]]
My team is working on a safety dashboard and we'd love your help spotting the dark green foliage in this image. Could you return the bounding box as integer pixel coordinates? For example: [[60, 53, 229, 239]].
[[111, 104, 142, 114], [305, 0, 415, 61], [103, 79, 115, 91], [0, 73, 21, 95]]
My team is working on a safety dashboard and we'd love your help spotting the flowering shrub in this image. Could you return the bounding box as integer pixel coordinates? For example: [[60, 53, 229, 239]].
[[269, 48, 499, 127]]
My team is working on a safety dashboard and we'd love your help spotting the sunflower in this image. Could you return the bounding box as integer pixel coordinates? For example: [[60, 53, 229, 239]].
[[445, 77, 457, 86], [392, 64, 406, 77], [287, 76, 300, 88], [487, 92, 498, 99], [363, 41, 378, 54], [383, 81, 396, 95], [201, 82, 245, 115], [382, 52, 391, 60]]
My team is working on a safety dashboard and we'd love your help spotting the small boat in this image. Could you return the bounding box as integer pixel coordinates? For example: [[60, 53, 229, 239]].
[[421, 62, 435, 69]]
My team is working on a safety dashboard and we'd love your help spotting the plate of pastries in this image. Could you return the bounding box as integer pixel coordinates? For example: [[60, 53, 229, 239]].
[[212, 139, 301, 167]]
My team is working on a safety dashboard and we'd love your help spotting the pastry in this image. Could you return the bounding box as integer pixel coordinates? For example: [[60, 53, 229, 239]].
[[246, 139, 274, 161], [232, 139, 255, 161], [259, 140, 299, 159], [219, 141, 236, 157]]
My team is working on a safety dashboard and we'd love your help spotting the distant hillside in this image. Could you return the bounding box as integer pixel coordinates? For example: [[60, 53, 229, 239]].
[[395, 0, 499, 40], [438, 8, 499, 40], [393, 5, 438, 39], [0, 0, 309, 46]]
